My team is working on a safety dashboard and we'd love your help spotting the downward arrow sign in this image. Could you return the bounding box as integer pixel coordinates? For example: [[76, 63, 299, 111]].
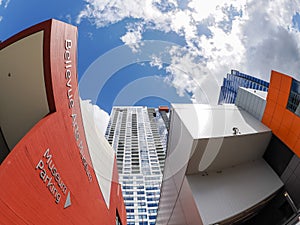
[[64, 191, 71, 209]]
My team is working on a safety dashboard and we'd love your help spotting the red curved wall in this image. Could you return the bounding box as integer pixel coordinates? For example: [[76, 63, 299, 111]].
[[0, 19, 126, 225]]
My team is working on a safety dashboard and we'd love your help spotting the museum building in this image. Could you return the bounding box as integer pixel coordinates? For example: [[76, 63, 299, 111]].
[[0, 19, 126, 225]]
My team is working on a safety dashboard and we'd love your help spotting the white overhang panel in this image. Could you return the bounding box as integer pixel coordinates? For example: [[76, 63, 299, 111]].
[[186, 131, 272, 174], [172, 104, 270, 139], [187, 159, 283, 225], [80, 99, 114, 208], [172, 104, 272, 173]]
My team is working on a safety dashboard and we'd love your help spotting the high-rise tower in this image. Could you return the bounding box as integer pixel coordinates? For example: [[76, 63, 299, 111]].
[[106, 106, 168, 225]]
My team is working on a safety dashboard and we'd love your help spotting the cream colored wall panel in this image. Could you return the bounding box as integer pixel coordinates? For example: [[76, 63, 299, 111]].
[[0, 31, 49, 149]]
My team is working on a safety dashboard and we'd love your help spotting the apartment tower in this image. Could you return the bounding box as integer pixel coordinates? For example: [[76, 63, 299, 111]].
[[106, 106, 168, 225]]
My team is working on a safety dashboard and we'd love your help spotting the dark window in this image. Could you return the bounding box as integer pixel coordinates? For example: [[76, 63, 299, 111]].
[[125, 202, 134, 207], [147, 203, 158, 207], [138, 215, 147, 219], [287, 79, 300, 117], [149, 215, 156, 220], [116, 210, 122, 225], [138, 208, 146, 213], [138, 202, 146, 206], [147, 197, 159, 201], [146, 187, 159, 191], [148, 209, 157, 213], [127, 215, 135, 219], [122, 186, 133, 190], [126, 208, 134, 213], [139, 222, 148, 225], [0, 127, 10, 164], [263, 135, 293, 176]]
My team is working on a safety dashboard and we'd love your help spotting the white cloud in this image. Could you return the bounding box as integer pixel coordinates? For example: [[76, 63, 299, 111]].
[[4, 0, 10, 8], [78, 0, 300, 104], [80, 99, 110, 135], [87, 32, 93, 40], [120, 22, 144, 52], [0, 0, 11, 23], [238, 0, 300, 80], [65, 14, 72, 24], [0, 0, 10, 8], [149, 55, 163, 69], [77, 0, 171, 29], [163, 45, 223, 104]]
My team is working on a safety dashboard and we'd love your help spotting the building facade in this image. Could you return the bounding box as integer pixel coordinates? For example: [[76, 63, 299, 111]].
[[156, 103, 282, 225], [156, 71, 300, 225], [218, 69, 269, 104], [0, 19, 126, 225], [262, 71, 300, 213], [106, 107, 168, 225]]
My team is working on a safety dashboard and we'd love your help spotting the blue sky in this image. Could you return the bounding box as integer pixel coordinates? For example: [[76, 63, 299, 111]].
[[1, 0, 300, 115]]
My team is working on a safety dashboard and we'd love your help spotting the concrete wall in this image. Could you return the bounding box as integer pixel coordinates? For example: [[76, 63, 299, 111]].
[[235, 87, 267, 120], [156, 108, 200, 225]]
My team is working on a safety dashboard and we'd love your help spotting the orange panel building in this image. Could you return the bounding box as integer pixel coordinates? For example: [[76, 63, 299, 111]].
[[262, 70, 300, 156]]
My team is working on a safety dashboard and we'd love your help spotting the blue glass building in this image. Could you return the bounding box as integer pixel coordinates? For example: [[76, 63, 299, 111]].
[[218, 70, 269, 104]]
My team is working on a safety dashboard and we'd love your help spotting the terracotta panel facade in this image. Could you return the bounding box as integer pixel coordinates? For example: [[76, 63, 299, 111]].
[[262, 70, 300, 157]]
